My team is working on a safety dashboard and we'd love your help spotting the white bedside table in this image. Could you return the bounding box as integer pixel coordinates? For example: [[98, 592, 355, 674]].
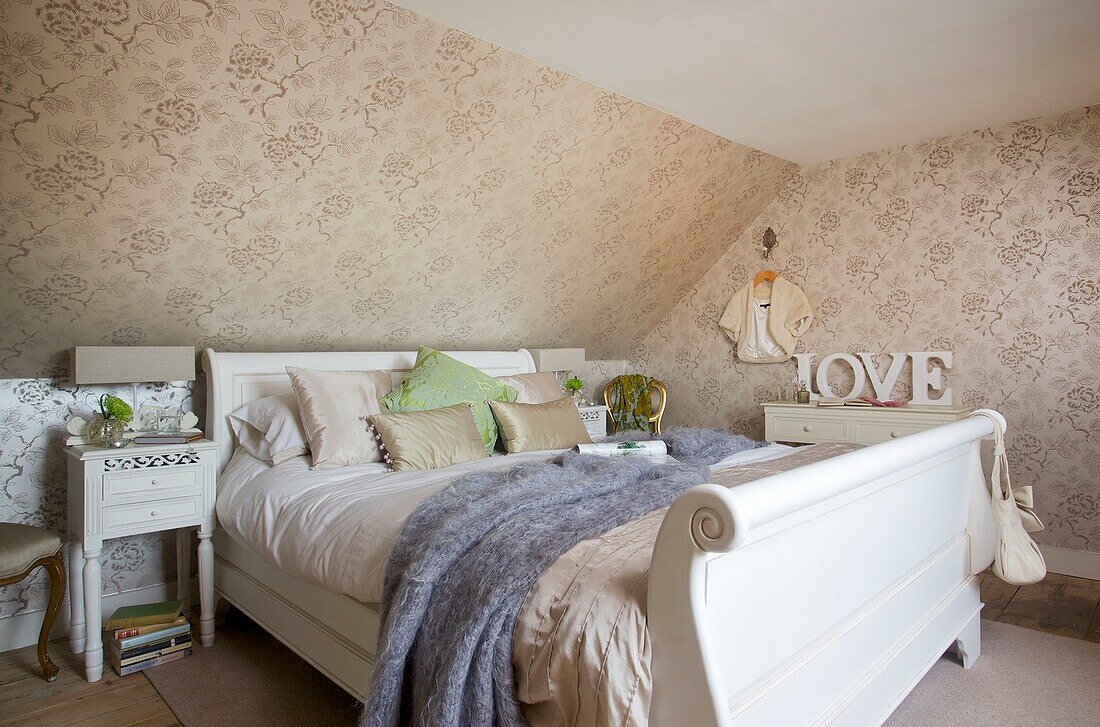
[[65, 439, 219, 682], [577, 404, 609, 438]]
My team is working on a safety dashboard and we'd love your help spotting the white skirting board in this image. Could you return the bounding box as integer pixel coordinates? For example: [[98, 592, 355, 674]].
[[1040, 546, 1100, 581], [0, 577, 199, 654]]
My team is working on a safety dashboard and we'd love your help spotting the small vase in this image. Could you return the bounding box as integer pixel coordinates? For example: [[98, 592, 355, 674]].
[[87, 416, 128, 448]]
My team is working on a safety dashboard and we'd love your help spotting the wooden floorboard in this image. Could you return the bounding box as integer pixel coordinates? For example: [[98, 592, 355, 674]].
[[1, 573, 1097, 726], [994, 573, 1100, 639], [1085, 591, 1100, 644], [978, 573, 1019, 620], [0, 642, 178, 727]]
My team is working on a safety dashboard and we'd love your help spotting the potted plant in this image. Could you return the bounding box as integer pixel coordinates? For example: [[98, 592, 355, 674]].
[[563, 373, 585, 404], [87, 394, 134, 448]]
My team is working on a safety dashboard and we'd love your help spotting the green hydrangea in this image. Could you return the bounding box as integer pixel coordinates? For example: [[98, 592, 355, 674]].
[[99, 394, 133, 423]]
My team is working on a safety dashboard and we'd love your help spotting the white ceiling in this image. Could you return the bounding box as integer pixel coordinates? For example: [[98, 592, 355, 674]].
[[396, 0, 1100, 164]]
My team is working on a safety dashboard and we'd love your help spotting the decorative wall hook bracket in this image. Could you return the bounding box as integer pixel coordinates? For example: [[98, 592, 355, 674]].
[[762, 227, 778, 259]]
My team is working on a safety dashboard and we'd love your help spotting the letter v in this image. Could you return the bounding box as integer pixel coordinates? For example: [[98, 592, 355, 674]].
[[856, 352, 906, 401]]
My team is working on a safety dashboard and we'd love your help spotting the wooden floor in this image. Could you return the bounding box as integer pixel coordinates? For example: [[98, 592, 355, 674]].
[[1, 574, 1098, 726]]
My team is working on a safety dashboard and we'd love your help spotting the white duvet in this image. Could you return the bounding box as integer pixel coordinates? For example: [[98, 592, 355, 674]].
[[216, 443, 795, 604]]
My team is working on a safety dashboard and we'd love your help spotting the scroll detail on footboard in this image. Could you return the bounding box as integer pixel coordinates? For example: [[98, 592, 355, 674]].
[[649, 483, 741, 727]]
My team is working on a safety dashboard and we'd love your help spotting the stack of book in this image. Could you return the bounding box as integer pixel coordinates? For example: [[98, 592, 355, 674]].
[[106, 600, 192, 676]]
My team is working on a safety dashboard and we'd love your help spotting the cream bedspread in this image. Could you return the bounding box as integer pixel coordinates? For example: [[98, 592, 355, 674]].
[[513, 442, 859, 727]]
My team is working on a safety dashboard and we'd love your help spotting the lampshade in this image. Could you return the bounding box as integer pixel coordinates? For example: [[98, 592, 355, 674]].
[[529, 348, 585, 373], [71, 346, 196, 385]]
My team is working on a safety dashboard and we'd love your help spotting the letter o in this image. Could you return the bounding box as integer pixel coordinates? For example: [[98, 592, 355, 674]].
[[815, 353, 867, 400]]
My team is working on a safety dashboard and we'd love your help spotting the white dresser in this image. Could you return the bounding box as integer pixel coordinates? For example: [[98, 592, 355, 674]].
[[762, 401, 971, 445]]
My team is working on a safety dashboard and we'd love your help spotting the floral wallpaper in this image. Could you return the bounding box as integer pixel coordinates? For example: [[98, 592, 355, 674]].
[[0, 0, 796, 379], [632, 106, 1100, 553], [0, 0, 797, 621], [0, 380, 191, 619]]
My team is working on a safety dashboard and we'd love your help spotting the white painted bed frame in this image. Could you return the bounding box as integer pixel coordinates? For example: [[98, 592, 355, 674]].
[[204, 348, 1000, 726]]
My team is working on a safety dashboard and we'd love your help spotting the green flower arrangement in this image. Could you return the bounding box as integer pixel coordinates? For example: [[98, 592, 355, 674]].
[[98, 394, 134, 423], [563, 374, 585, 395]]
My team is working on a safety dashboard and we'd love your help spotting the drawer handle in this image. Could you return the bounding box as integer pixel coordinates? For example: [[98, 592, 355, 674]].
[[150, 511, 158, 517], [803, 424, 813, 432], [151, 479, 159, 485], [890, 430, 900, 438]]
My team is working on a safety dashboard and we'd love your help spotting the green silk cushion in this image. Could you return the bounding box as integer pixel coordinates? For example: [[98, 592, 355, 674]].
[[381, 347, 517, 451]]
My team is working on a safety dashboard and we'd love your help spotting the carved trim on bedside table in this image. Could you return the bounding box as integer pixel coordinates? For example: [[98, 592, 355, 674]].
[[103, 452, 201, 471]]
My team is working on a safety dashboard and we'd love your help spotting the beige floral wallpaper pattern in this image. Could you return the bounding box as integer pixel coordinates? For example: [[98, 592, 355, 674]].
[[632, 106, 1100, 553], [0, 0, 795, 621], [0, 0, 796, 379]]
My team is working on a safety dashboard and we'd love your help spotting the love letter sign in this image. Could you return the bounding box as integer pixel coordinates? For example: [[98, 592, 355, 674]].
[[793, 351, 954, 406]]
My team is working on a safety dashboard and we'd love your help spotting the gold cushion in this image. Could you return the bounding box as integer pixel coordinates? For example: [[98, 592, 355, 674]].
[[287, 366, 392, 469], [368, 403, 489, 472], [489, 398, 593, 454], [0, 523, 61, 579]]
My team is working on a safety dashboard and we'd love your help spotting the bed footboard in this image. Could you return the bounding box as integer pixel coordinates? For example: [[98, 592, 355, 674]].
[[648, 410, 1002, 727]]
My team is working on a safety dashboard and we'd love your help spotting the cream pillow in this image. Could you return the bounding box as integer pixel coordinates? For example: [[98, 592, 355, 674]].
[[367, 403, 488, 472], [488, 398, 593, 454], [496, 372, 564, 404], [286, 367, 391, 469]]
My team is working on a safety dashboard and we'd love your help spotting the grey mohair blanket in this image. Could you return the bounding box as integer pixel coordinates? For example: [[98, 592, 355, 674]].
[[361, 428, 763, 727]]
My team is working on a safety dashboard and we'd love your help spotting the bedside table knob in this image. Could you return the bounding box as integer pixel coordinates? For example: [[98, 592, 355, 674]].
[[803, 424, 813, 432], [151, 479, 159, 485], [150, 511, 158, 517], [890, 431, 900, 438]]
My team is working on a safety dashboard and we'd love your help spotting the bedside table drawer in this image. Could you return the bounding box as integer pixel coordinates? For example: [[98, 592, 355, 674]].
[[103, 496, 201, 532], [770, 414, 847, 442], [102, 466, 201, 501]]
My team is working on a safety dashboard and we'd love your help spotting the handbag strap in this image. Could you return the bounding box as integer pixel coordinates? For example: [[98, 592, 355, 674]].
[[974, 411, 1012, 503]]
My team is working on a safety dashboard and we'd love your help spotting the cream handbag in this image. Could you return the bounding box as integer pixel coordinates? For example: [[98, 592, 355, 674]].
[[975, 412, 1046, 585]]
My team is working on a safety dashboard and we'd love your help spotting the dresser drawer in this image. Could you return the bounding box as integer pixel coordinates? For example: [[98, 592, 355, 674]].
[[102, 496, 201, 533], [102, 466, 201, 501], [852, 420, 930, 444], [770, 414, 847, 442]]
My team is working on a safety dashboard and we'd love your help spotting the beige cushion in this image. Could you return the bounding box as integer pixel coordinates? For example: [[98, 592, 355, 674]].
[[489, 398, 593, 454], [367, 403, 488, 472], [287, 367, 391, 469], [496, 372, 563, 404], [0, 523, 61, 579]]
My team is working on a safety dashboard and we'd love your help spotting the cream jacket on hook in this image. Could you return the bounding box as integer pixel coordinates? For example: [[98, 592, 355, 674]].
[[719, 277, 813, 363]]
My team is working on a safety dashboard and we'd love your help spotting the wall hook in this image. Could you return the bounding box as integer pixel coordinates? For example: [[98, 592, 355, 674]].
[[762, 227, 778, 259]]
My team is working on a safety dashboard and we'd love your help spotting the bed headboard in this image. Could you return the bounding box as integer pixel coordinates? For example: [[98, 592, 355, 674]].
[[202, 348, 537, 471]]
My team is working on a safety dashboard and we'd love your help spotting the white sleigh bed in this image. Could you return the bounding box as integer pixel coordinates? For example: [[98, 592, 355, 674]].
[[203, 347, 1000, 726]]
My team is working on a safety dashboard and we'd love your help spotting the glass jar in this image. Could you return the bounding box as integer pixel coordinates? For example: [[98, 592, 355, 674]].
[[87, 415, 128, 448]]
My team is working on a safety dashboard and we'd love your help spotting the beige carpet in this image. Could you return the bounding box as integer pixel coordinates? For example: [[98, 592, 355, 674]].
[[146, 614, 1100, 726]]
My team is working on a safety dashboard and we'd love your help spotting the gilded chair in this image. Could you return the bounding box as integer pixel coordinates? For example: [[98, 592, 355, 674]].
[[0, 523, 66, 681], [603, 377, 668, 434]]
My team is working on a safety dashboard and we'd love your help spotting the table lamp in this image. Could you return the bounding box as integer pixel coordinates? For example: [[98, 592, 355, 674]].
[[71, 346, 196, 434]]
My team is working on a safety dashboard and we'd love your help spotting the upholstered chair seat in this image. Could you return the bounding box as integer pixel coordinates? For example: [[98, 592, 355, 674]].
[[0, 524, 62, 578], [0, 522, 66, 681]]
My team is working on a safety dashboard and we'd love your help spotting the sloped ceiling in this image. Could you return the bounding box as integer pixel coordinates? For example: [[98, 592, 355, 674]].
[[0, 1, 797, 378], [392, 0, 1100, 164]]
